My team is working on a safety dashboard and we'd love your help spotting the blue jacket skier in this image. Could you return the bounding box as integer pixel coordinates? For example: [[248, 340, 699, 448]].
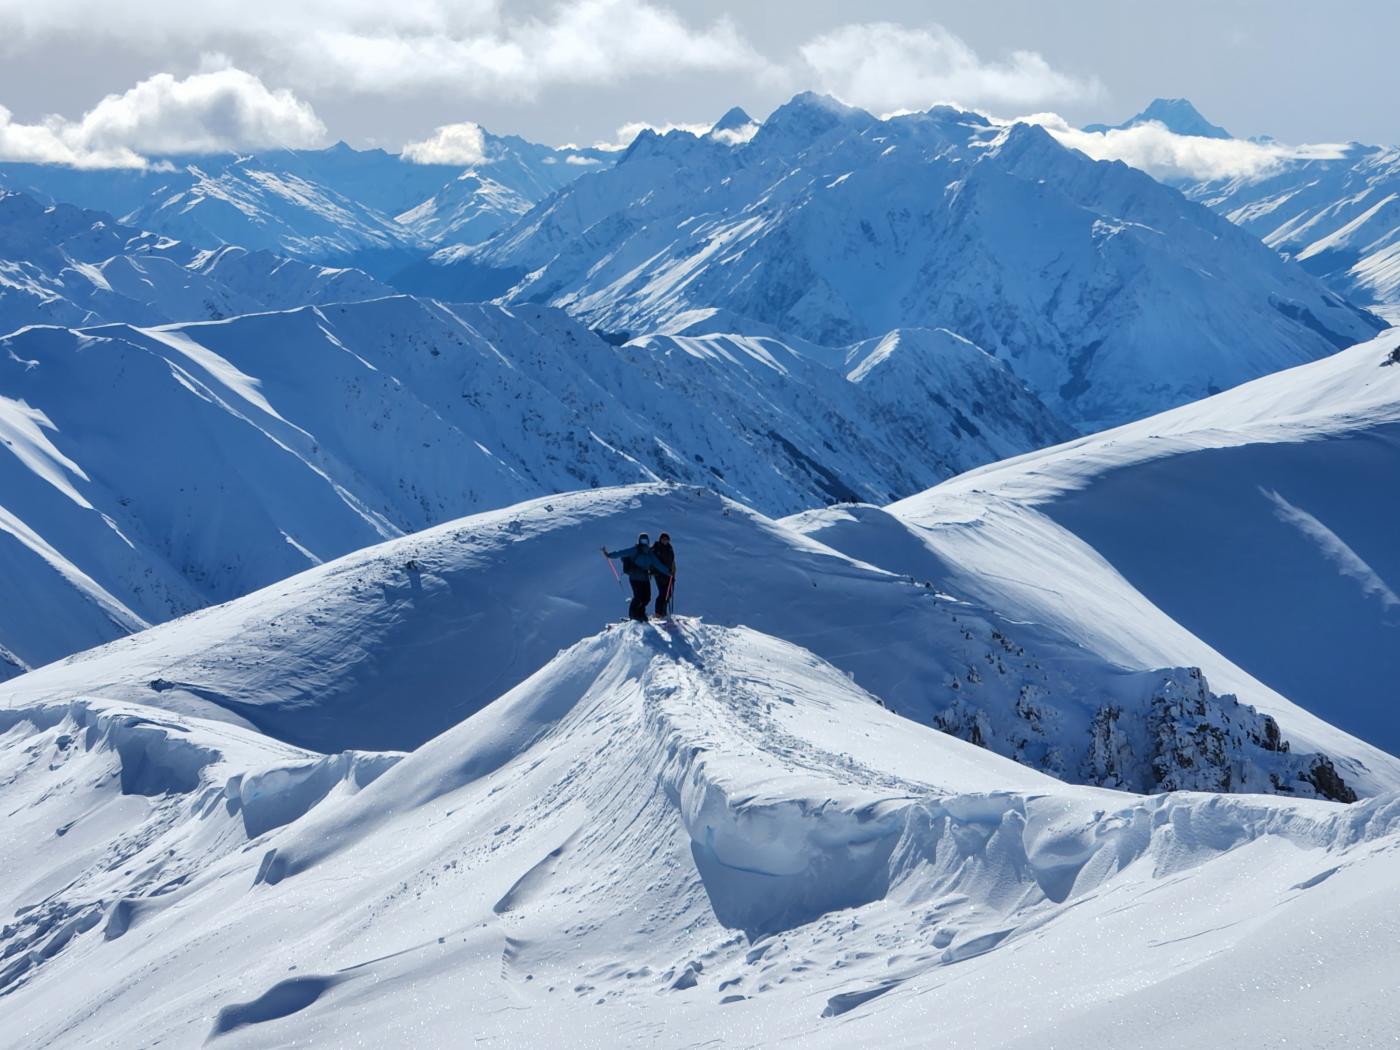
[[603, 533, 671, 621]]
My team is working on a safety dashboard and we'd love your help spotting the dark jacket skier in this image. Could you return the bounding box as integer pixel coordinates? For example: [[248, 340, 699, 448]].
[[604, 533, 669, 621], [651, 533, 676, 618]]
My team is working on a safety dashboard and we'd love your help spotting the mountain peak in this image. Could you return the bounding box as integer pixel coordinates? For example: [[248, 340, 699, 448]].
[[1085, 97, 1232, 140], [711, 106, 754, 133], [756, 92, 872, 146]]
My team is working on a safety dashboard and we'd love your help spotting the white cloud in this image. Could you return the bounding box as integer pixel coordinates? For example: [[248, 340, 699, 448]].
[[0, 68, 325, 168], [295, 1, 766, 97], [5, 0, 770, 100], [401, 121, 487, 165], [1016, 113, 1346, 182], [564, 153, 601, 165], [799, 22, 1099, 113]]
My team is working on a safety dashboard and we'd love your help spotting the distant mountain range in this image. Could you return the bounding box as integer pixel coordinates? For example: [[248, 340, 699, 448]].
[[437, 92, 1382, 430], [0, 129, 615, 271]]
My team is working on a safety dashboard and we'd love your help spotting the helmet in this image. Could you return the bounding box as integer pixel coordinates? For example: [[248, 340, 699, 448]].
[[637, 532, 650, 544]]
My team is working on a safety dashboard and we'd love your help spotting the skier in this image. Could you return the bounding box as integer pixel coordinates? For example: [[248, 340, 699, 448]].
[[652, 532, 676, 618], [603, 533, 670, 622]]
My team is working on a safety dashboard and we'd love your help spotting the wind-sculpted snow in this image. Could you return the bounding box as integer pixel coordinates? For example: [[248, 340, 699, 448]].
[[3, 620, 1399, 1048], [793, 329, 1400, 781], [0, 189, 391, 332], [0, 298, 1067, 672], [453, 93, 1383, 430], [0, 484, 1381, 803]]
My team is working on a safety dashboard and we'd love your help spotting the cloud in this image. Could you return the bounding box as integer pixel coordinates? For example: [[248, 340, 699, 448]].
[[401, 121, 487, 164], [1, 0, 770, 100], [1016, 113, 1346, 182], [799, 22, 1099, 113], [294, 1, 767, 96], [0, 68, 325, 168]]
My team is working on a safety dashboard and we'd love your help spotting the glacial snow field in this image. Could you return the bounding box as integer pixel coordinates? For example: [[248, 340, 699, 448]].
[[3, 615, 1400, 1049], [455, 93, 1384, 430], [0, 297, 1068, 677], [790, 327, 1400, 762]]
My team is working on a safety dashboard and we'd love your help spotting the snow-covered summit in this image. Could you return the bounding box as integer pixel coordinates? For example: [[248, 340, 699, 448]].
[[1085, 97, 1233, 139], [2, 480, 1382, 802]]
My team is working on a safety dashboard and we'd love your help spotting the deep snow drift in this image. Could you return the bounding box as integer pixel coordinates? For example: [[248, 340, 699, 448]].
[[2, 483, 1387, 801], [791, 328, 1400, 760], [0, 298, 1067, 674], [3, 618, 1399, 1049], [454, 93, 1383, 430]]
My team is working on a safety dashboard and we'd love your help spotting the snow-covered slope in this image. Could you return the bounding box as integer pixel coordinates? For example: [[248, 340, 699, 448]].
[[1191, 142, 1400, 318], [0, 189, 390, 331], [0, 297, 1072, 674], [449, 92, 1382, 430], [3, 616, 1399, 1048], [3, 483, 1388, 801], [791, 328, 1400, 760]]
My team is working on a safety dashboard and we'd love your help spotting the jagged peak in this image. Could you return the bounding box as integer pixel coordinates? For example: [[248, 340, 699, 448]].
[[711, 106, 754, 133], [1085, 97, 1232, 140]]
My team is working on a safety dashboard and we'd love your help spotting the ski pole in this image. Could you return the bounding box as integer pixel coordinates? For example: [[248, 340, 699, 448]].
[[667, 565, 676, 614], [601, 548, 624, 592]]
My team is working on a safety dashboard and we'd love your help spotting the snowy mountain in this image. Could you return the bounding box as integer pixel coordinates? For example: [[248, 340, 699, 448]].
[[4, 482, 1387, 799], [441, 93, 1382, 430], [1190, 142, 1400, 319], [0, 189, 390, 331], [0, 296, 1069, 676], [789, 327, 1400, 761], [1084, 97, 1233, 139], [3, 560, 1400, 1045], [0, 131, 614, 266]]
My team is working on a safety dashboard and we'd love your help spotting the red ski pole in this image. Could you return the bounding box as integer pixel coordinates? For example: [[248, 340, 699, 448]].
[[601, 548, 624, 592]]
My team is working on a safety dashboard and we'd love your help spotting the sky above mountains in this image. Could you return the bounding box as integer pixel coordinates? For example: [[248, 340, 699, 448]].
[[0, 0, 1395, 163]]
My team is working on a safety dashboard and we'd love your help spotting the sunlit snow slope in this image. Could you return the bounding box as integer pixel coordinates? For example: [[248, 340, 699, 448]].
[[3, 619, 1399, 1048], [792, 330, 1400, 759]]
